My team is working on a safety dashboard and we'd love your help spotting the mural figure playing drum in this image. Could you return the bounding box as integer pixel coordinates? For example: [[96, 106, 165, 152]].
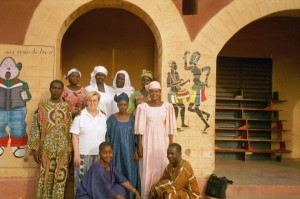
[[167, 60, 190, 130]]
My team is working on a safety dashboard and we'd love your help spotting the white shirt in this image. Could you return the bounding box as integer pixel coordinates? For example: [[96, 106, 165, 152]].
[[70, 108, 107, 155], [86, 84, 117, 117]]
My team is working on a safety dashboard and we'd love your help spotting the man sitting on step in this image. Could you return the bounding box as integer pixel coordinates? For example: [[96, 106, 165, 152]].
[[150, 143, 201, 199]]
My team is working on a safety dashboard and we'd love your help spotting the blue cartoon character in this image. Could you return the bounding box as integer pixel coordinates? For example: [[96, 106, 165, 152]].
[[0, 57, 31, 158]]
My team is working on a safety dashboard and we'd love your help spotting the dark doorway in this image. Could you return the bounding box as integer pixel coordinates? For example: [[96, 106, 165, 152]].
[[61, 8, 156, 88]]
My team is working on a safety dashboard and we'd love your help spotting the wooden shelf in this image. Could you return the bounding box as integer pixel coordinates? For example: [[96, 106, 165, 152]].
[[216, 107, 282, 111], [216, 97, 287, 103], [247, 139, 283, 142], [215, 138, 247, 141], [216, 98, 271, 102], [248, 128, 289, 132], [216, 117, 286, 122], [249, 149, 291, 153], [215, 148, 291, 154], [215, 127, 289, 132], [216, 57, 292, 162], [215, 137, 286, 143], [215, 148, 247, 153], [215, 96, 291, 162]]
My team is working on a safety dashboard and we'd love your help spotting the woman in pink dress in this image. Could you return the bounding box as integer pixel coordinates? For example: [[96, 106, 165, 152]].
[[62, 68, 87, 118], [135, 81, 177, 198]]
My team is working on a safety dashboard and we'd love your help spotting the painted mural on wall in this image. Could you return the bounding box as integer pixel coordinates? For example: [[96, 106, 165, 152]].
[[0, 57, 32, 158], [167, 60, 190, 129], [167, 51, 211, 134]]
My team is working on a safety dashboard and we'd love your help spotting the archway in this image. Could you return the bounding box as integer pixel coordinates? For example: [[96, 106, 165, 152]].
[[192, 0, 300, 162], [196, 0, 300, 55], [61, 8, 156, 88], [217, 12, 300, 159], [24, 1, 164, 83]]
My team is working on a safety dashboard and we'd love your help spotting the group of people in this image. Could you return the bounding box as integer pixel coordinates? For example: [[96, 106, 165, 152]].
[[28, 65, 201, 199]]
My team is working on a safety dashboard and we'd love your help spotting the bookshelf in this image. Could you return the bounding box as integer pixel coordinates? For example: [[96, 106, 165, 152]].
[[215, 57, 291, 161]]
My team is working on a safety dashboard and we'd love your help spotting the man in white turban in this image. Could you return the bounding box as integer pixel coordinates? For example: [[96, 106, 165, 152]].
[[86, 66, 117, 116]]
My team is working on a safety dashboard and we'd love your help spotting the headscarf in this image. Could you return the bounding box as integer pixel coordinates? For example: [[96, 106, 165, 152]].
[[113, 70, 132, 89], [64, 68, 81, 79], [89, 66, 108, 86], [114, 92, 129, 103], [113, 70, 135, 96], [86, 66, 117, 117], [141, 69, 153, 80], [145, 81, 161, 92]]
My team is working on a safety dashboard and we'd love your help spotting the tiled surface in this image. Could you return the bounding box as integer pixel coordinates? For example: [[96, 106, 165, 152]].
[[214, 158, 300, 185], [213, 158, 300, 198], [3, 158, 300, 199], [66, 158, 300, 199]]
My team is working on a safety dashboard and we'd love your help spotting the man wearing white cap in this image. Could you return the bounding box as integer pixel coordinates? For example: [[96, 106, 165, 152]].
[[86, 66, 117, 117]]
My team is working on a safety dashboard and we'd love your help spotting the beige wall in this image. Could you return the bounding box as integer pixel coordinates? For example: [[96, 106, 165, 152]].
[[219, 16, 300, 158], [0, 0, 300, 198]]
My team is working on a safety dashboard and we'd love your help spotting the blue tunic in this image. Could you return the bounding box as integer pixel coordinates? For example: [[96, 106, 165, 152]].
[[76, 162, 127, 199], [106, 115, 141, 198]]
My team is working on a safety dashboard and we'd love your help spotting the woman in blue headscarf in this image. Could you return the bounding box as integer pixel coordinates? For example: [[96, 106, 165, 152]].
[[105, 93, 141, 199]]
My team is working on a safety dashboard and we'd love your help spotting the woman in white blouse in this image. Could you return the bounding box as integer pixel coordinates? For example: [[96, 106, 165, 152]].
[[70, 91, 107, 193]]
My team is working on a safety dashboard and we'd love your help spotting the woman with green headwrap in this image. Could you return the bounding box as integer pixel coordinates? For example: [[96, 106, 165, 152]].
[[128, 69, 153, 115]]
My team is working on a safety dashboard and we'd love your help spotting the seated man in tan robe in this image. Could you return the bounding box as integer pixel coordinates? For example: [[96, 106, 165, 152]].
[[150, 143, 201, 199]]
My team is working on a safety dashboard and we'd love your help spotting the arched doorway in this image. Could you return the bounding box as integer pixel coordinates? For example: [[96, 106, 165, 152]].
[[61, 8, 157, 88], [216, 10, 300, 160]]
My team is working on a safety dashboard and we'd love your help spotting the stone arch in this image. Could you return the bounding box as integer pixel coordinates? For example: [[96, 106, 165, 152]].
[[24, 0, 189, 80], [196, 0, 300, 161], [196, 0, 300, 56]]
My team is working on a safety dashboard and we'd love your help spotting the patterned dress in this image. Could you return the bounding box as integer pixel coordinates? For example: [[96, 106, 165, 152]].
[[128, 91, 150, 115], [28, 99, 72, 199], [135, 102, 177, 198], [61, 86, 87, 114], [150, 159, 201, 199]]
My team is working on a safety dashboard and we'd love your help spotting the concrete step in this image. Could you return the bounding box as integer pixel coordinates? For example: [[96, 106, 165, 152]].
[[227, 184, 300, 198], [211, 158, 300, 199]]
